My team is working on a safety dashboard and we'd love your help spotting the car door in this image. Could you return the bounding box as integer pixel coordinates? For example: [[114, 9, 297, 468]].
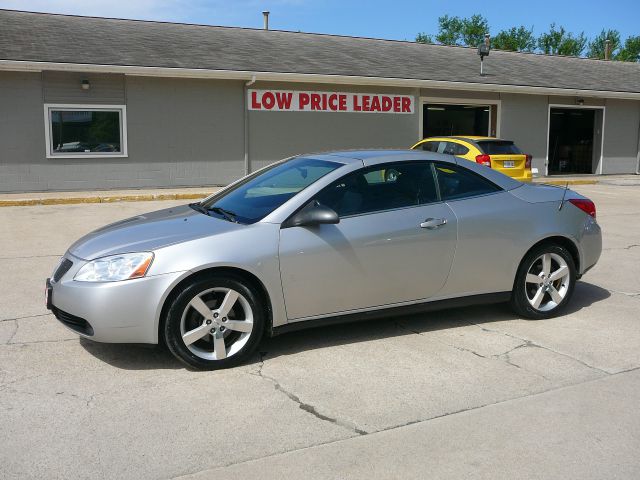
[[432, 162, 523, 296], [278, 161, 458, 321]]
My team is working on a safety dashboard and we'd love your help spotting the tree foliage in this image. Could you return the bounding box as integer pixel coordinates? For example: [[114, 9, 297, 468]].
[[415, 32, 433, 44], [617, 35, 640, 62], [492, 26, 536, 52], [537, 23, 587, 56], [587, 29, 621, 59], [432, 14, 489, 46], [415, 15, 638, 62]]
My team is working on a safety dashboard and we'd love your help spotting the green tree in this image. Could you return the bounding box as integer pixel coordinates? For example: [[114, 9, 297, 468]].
[[435, 14, 464, 45], [538, 23, 587, 56], [617, 35, 640, 62], [431, 14, 489, 47], [460, 14, 490, 47], [492, 26, 536, 52], [587, 29, 621, 59], [415, 32, 434, 44]]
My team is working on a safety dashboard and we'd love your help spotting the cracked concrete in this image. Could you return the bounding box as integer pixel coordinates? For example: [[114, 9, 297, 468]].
[[1, 185, 640, 479], [250, 352, 368, 435]]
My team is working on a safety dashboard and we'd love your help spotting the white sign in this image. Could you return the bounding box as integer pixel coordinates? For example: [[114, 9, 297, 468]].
[[249, 89, 414, 114]]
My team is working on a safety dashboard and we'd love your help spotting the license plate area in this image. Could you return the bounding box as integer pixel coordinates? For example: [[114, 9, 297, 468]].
[[503, 160, 515, 168]]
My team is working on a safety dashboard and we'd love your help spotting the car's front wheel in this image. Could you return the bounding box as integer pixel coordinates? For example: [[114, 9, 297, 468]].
[[511, 243, 576, 319], [164, 274, 265, 369]]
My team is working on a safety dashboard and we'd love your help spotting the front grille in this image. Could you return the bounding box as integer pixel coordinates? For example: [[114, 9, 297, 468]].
[[53, 258, 73, 282], [52, 306, 94, 336]]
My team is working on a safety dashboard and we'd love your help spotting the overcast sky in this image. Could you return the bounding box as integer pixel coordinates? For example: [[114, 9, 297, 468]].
[[0, 0, 637, 43]]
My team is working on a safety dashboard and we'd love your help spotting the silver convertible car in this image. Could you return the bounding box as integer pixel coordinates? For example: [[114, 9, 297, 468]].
[[46, 150, 601, 369]]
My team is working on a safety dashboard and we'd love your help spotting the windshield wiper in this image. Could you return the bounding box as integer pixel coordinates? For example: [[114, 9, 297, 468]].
[[208, 206, 239, 223], [189, 202, 209, 215]]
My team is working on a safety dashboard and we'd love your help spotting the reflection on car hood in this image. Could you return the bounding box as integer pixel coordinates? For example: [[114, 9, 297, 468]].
[[68, 205, 241, 260]]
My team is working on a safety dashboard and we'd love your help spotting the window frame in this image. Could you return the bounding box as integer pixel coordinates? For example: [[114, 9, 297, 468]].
[[432, 161, 502, 202], [43, 103, 128, 159], [309, 160, 442, 220]]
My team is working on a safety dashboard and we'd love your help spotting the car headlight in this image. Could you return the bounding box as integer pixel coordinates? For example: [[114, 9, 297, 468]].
[[74, 252, 154, 282]]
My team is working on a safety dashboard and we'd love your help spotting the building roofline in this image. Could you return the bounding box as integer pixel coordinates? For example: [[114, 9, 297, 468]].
[[1, 8, 638, 66], [2, 59, 639, 100]]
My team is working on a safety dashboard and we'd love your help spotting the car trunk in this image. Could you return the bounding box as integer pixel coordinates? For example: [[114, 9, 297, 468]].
[[477, 140, 528, 179]]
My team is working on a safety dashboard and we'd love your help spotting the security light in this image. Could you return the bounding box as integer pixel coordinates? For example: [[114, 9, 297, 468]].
[[81, 79, 90, 90]]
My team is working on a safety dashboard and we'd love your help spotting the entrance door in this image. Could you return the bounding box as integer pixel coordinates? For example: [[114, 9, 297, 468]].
[[423, 104, 494, 137], [548, 108, 603, 175]]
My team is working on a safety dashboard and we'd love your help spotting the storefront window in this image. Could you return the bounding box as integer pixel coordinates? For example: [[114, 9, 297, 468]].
[[45, 105, 127, 157]]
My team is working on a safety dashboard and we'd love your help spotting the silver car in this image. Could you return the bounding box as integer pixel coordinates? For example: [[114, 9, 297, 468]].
[[46, 150, 602, 370]]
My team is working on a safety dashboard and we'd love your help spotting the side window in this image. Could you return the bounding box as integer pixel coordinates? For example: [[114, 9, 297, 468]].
[[315, 162, 439, 217], [441, 142, 457, 155], [453, 143, 469, 155], [434, 163, 501, 201], [420, 141, 440, 152]]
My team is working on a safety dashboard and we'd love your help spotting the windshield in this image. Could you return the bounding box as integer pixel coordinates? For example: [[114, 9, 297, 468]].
[[199, 157, 342, 224]]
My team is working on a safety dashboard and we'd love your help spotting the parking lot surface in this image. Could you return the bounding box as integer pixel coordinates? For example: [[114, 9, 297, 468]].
[[1, 184, 639, 479]]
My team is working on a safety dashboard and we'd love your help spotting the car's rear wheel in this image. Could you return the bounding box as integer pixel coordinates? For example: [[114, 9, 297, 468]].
[[164, 275, 265, 370], [511, 243, 576, 319]]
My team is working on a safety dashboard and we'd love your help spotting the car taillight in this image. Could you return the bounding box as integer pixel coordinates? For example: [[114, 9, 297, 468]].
[[525, 154, 532, 169], [475, 154, 491, 168], [568, 198, 596, 219]]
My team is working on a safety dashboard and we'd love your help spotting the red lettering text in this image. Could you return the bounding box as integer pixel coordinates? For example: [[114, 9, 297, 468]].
[[251, 91, 261, 109], [275, 92, 293, 109], [402, 97, 411, 113], [299, 93, 310, 109], [328, 94, 338, 111]]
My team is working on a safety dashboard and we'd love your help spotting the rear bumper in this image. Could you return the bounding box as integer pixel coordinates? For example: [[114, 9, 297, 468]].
[[502, 170, 533, 182], [579, 216, 602, 275]]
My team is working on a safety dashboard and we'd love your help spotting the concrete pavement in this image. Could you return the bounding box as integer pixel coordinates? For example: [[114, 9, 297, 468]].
[[0, 183, 639, 479]]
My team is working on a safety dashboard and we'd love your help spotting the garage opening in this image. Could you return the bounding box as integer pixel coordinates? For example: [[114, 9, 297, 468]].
[[422, 103, 497, 138], [548, 107, 603, 175]]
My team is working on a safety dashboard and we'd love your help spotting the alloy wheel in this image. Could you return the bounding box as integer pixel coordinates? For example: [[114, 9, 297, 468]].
[[180, 287, 254, 360], [524, 253, 571, 312]]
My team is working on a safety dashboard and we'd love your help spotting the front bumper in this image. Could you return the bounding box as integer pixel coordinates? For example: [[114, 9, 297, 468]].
[[47, 254, 186, 344]]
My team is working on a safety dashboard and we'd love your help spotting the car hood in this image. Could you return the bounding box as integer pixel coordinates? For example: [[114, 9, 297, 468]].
[[68, 204, 241, 260]]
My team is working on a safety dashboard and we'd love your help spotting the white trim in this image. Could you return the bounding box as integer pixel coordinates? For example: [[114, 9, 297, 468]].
[[3, 59, 640, 100], [545, 104, 606, 176], [43, 104, 128, 159], [418, 97, 502, 140]]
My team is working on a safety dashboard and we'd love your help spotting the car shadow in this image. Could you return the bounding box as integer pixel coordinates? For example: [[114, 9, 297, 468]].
[[79, 338, 183, 370], [80, 281, 610, 370]]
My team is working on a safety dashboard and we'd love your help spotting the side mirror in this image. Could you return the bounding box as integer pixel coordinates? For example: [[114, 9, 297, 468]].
[[286, 201, 339, 228]]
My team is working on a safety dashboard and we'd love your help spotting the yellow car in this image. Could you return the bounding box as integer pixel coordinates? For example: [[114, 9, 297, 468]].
[[411, 136, 532, 182]]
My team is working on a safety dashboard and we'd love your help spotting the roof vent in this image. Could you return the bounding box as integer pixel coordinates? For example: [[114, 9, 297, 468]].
[[262, 11, 270, 30]]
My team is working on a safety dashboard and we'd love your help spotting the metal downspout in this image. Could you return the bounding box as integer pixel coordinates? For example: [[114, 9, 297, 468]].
[[636, 105, 640, 174], [244, 75, 257, 176]]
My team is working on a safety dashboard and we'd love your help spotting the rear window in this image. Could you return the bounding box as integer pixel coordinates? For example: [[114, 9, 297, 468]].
[[477, 141, 522, 155]]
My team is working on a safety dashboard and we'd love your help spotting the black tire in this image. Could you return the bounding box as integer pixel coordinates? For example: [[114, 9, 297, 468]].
[[510, 243, 576, 319], [164, 274, 265, 370]]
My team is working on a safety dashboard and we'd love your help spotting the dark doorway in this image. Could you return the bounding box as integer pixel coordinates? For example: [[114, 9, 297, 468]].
[[548, 108, 601, 175], [423, 104, 491, 137]]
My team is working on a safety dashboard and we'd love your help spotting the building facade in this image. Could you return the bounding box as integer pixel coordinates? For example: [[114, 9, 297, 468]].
[[1, 10, 639, 193]]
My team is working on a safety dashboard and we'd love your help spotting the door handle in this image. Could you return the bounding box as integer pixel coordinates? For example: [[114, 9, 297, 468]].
[[420, 218, 447, 229]]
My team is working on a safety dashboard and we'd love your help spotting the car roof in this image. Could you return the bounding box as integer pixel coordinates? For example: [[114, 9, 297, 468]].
[[296, 149, 522, 191], [422, 136, 509, 142], [298, 149, 458, 165]]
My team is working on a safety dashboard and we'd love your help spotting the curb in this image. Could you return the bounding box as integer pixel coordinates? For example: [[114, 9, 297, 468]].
[[0, 192, 207, 207], [532, 179, 599, 186]]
